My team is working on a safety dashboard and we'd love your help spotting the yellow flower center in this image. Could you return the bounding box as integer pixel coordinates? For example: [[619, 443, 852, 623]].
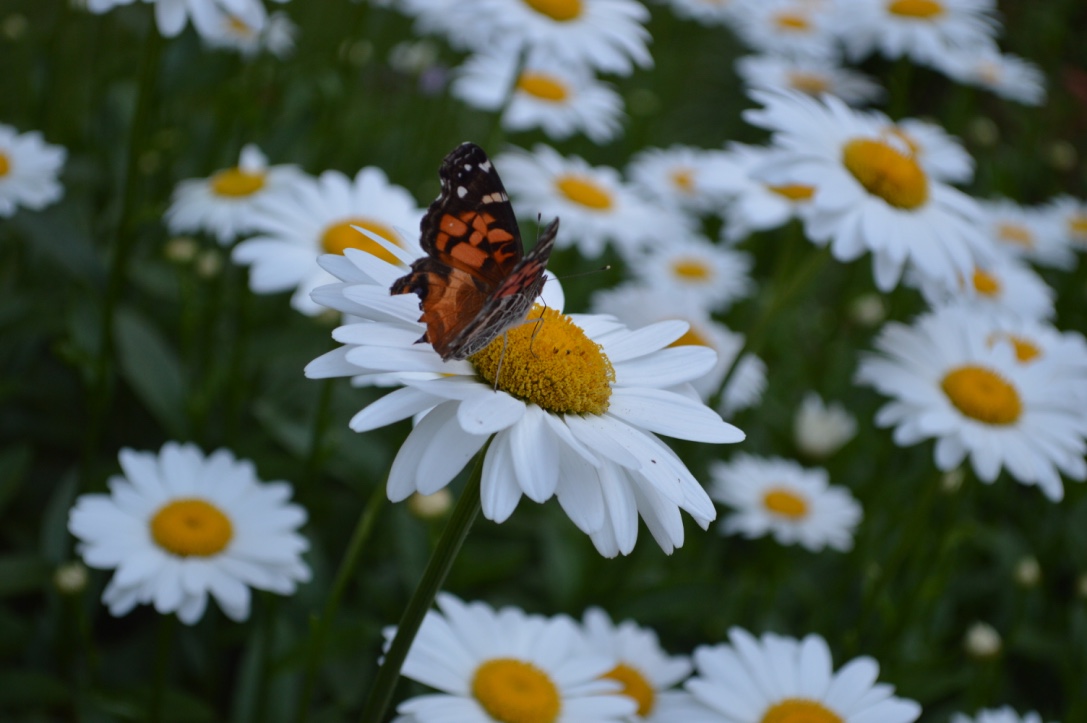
[[555, 175, 614, 211], [522, 0, 582, 21], [941, 364, 1022, 425], [517, 72, 569, 102], [762, 488, 809, 520], [320, 217, 401, 263], [210, 167, 266, 198], [603, 663, 655, 717], [670, 167, 696, 194], [996, 222, 1035, 249], [670, 323, 711, 348], [150, 499, 234, 557], [774, 11, 811, 30], [226, 14, 256, 37], [1068, 213, 1087, 242], [672, 257, 712, 282], [988, 332, 1041, 363], [0, 151, 10, 177], [841, 138, 929, 210], [887, 0, 945, 19], [768, 184, 815, 201], [787, 71, 830, 95], [971, 269, 1001, 297], [471, 306, 614, 415], [761, 698, 843, 723], [472, 658, 561, 723]]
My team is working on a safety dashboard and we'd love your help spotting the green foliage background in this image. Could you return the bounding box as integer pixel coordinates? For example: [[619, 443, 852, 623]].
[[1, 0, 1086, 720]]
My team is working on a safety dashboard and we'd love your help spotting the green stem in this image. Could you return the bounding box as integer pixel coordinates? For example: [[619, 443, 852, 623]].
[[295, 478, 388, 723], [358, 457, 484, 723], [150, 614, 175, 723], [302, 379, 336, 488]]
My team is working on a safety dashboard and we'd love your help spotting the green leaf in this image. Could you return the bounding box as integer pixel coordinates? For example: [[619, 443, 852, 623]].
[[114, 305, 187, 438]]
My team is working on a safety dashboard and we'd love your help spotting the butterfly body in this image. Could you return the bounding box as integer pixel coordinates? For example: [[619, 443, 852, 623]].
[[392, 142, 559, 360]]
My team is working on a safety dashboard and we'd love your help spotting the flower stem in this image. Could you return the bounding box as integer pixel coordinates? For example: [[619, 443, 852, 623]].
[[358, 457, 484, 723], [295, 478, 387, 723], [150, 614, 174, 723]]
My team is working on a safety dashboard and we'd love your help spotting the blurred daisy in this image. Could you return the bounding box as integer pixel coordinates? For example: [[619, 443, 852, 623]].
[[983, 315, 1087, 401], [908, 254, 1055, 321], [836, 0, 1000, 67], [717, 142, 813, 242], [736, 54, 884, 106], [627, 145, 746, 215], [232, 166, 423, 316], [709, 454, 862, 551], [662, 0, 743, 26], [305, 240, 745, 557], [1046, 195, 1087, 250], [889, 117, 975, 185], [686, 628, 921, 722], [0, 123, 66, 217], [199, 2, 297, 58], [591, 283, 767, 416], [744, 90, 992, 291], [793, 392, 857, 458], [951, 707, 1047, 723], [496, 145, 690, 258], [86, 0, 258, 38], [166, 144, 303, 244], [395, 594, 637, 723], [625, 233, 753, 313], [980, 198, 1073, 270], [67, 442, 310, 624], [936, 48, 1047, 105], [729, 0, 841, 59], [580, 607, 694, 721], [856, 305, 1087, 501], [451, 47, 624, 144]]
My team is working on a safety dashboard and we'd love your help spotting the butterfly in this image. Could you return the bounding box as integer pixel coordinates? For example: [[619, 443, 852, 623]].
[[391, 142, 559, 361]]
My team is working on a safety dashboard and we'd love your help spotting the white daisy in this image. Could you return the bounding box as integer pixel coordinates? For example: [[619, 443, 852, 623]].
[[890, 117, 975, 185], [836, 0, 1000, 67], [67, 442, 310, 624], [165, 144, 303, 244], [980, 315, 1087, 401], [231, 166, 423, 316], [451, 47, 624, 144], [709, 453, 862, 551], [624, 233, 754, 313], [590, 283, 767, 416], [395, 594, 637, 723], [855, 305, 1087, 501], [496, 145, 691, 258], [686, 628, 922, 722], [626, 145, 746, 216], [951, 707, 1047, 723], [979, 197, 1074, 270], [0, 123, 66, 217], [198, 2, 297, 58], [743, 90, 993, 291], [736, 54, 884, 106], [580, 607, 694, 722], [717, 142, 813, 243], [936, 48, 1047, 106], [305, 240, 746, 557], [86, 0, 257, 38], [908, 254, 1056, 322], [661, 0, 744, 27], [1046, 195, 1087, 250], [729, 0, 841, 60], [793, 392, 857, 458]]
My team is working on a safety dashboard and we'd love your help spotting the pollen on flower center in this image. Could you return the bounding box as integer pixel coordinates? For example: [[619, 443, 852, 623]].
[[226, 15, 257, 37], [472, 658, 561, 723], [763, 487, 809, 520], [761, 698, 843, 723], [1069, 214, 1087, 240], [471, 306, 614, 415], [210, 167, 266, 197], [774, 11, 811, 30], [941, 364, 1022, 425], [670, 167, 696, 193], [518, 72, 569, 102], [768, 183, 815, 201], [842, 138, 929, 210], [787, 71, 830, 95], [672, 257, 712, 282], [150, 498, 234, 557], [987, 332, 1041, 363], [971, 269, 1001, 297], [888, 0, 944, 19], [996, 222, 1035, 249], [555, 174, 614, 210], [603, 663, 655, 717], [522, 0, 582, 22], [0, 151, 10, 177], [321, 217, 401, 263]]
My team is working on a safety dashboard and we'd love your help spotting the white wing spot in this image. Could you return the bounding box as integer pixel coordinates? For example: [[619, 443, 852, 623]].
[[480, 160, 492, 172], [457, 186, 468, 198], [463, 163, 473, 171]]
